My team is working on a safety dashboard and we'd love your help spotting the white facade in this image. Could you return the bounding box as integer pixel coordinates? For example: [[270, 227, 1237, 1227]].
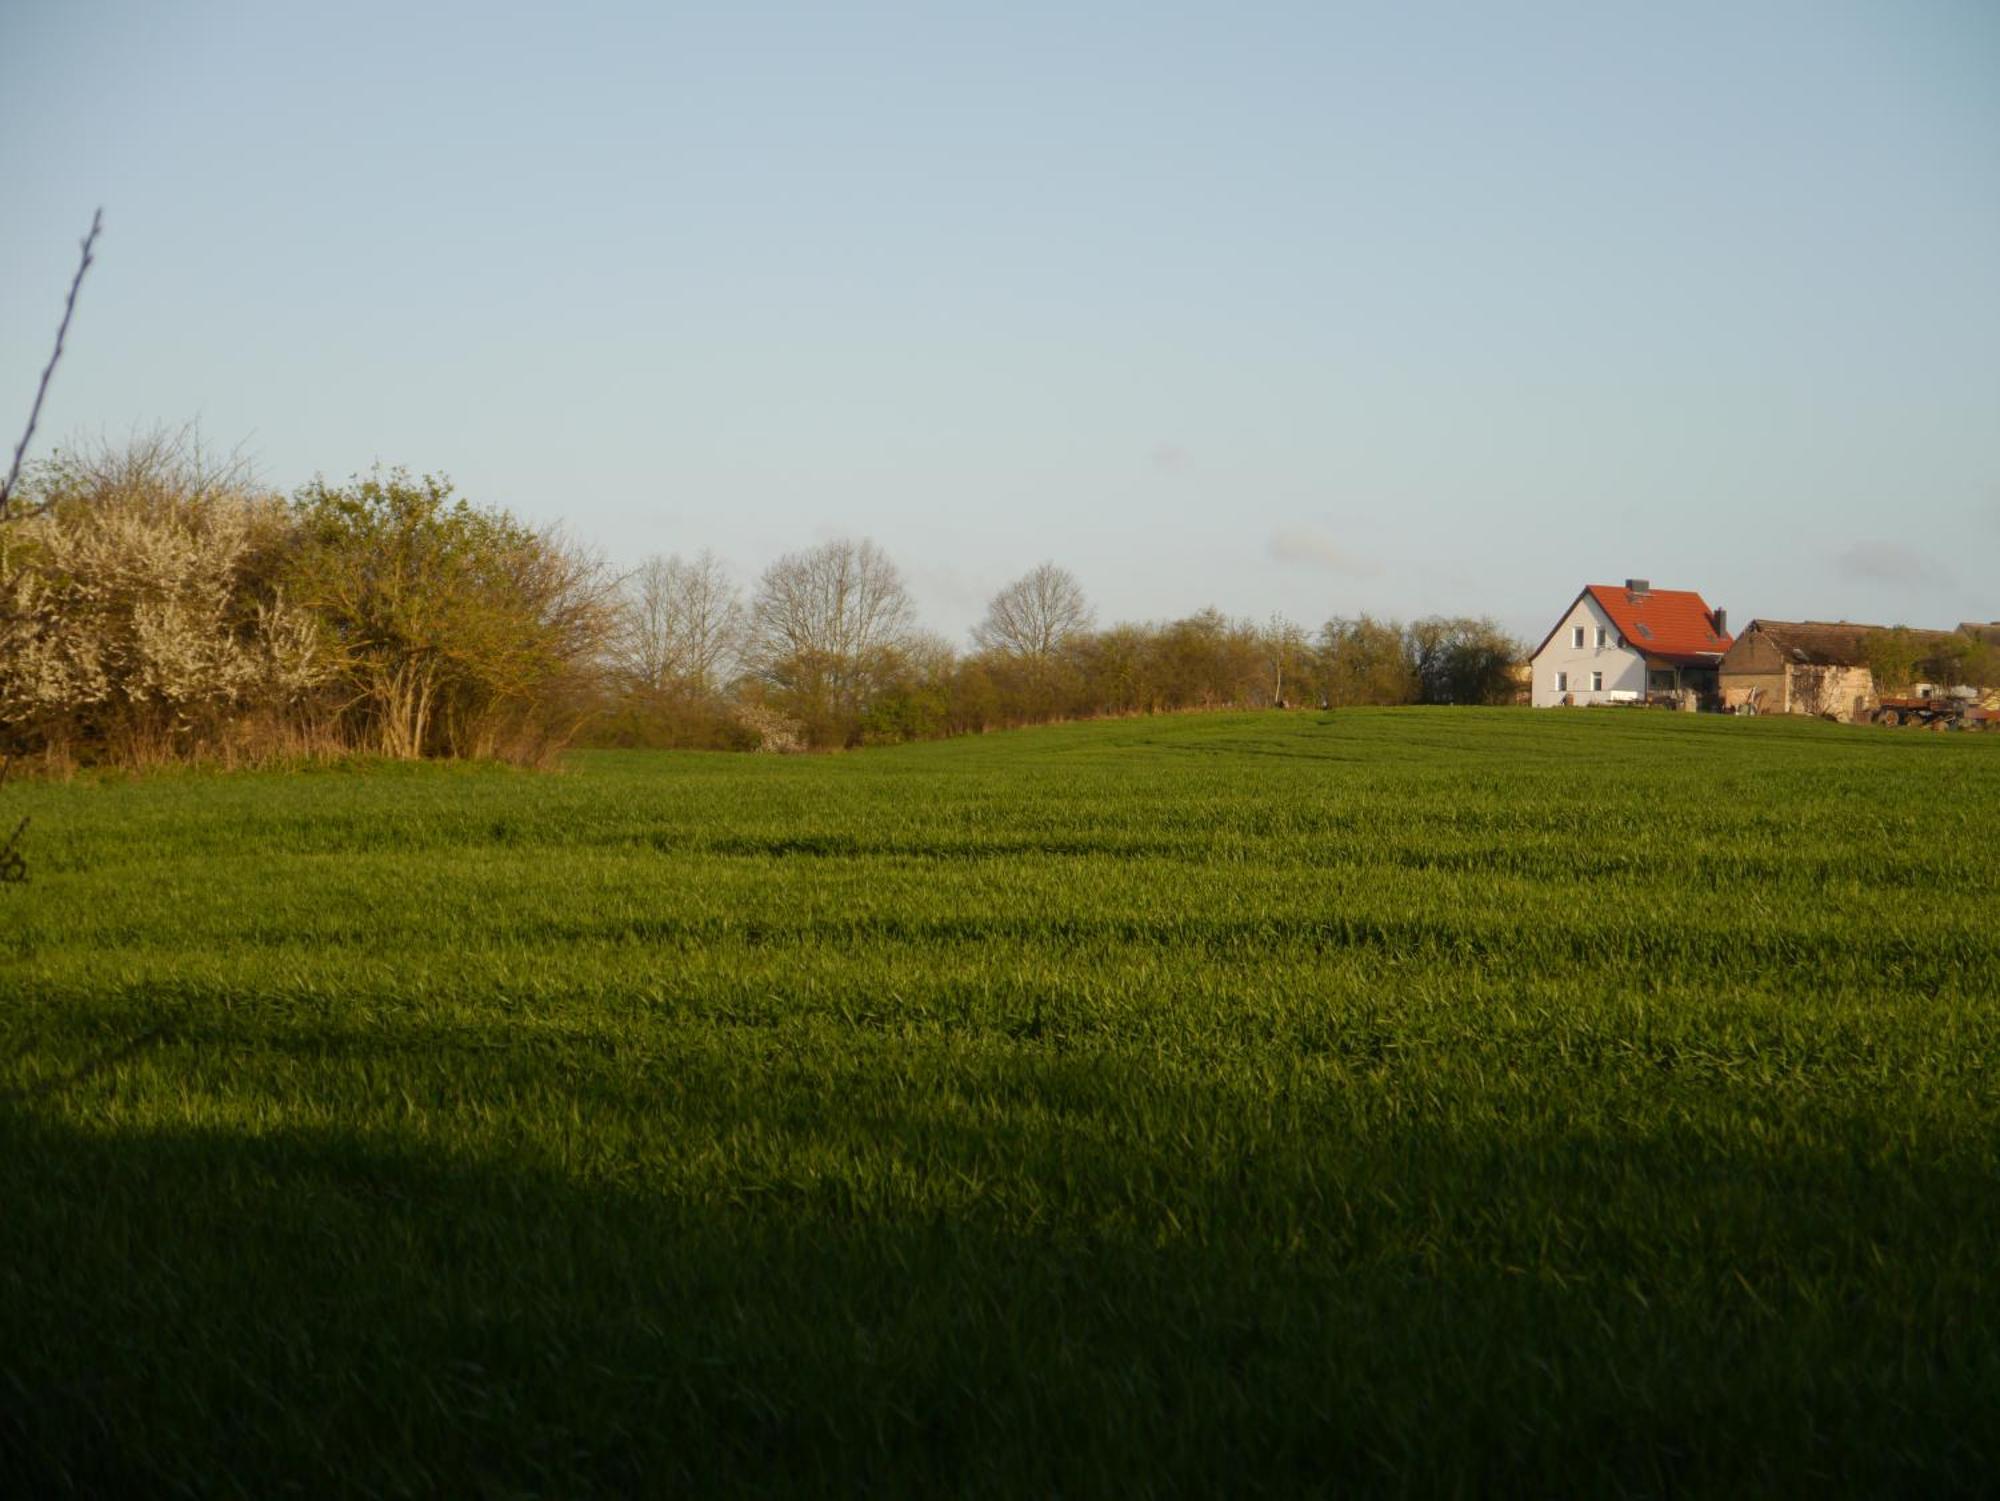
[[1531, 593, 1646, 707]]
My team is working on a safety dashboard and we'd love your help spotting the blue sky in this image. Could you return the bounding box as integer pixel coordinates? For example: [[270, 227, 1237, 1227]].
[[4, 0, 1996, 643]]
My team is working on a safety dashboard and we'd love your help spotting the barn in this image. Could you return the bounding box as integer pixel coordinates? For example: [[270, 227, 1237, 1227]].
[[1717, 620, 1883, 721]]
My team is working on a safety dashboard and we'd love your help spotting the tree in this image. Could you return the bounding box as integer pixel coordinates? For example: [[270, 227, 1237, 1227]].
[[859, 631, 958, 744], [1406, 616, 1521, 705], [972, 562, 1095, 722], [742, 538, 915, 742], [1266, 613, 1309, 706], [1149, 608, 1266, 710], [1920, 634, 1976, 691], [974, 562, 1094, 666], [1317, 616, 1417, 706], [613, 551, 742, 695], [1862, 628, 1920, 695], [1962, 634, 1998, 691], [288, 470, 613, 760], [1076, 623, 1153, 716], [1860, 627, 1971, 695]]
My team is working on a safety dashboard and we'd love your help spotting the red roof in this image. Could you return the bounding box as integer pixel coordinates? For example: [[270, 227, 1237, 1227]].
[[1585, 583, 1731, 665], [1533, 583, 1733, 667]]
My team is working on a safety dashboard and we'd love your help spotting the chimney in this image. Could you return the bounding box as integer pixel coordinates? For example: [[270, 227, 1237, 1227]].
[[1625, 578, 1650, 596], [1712, 607, 1727, 636]]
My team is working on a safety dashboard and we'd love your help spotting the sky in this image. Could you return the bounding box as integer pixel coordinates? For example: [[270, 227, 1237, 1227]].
[[3, 0, 1997, 646]]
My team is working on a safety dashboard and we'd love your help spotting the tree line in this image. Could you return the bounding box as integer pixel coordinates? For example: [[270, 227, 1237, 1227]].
[[595, 546, 1524, 752], [0, 435, 1524, 768], [1861, 626, 1997, 698]]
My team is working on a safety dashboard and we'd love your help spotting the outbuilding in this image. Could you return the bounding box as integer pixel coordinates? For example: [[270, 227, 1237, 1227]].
[[1717, 620, 1883, 720]]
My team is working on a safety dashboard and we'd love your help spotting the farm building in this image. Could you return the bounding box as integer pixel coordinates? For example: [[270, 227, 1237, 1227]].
[[1717, 620, 1883, 720], [1529, 580, 1731, 708]]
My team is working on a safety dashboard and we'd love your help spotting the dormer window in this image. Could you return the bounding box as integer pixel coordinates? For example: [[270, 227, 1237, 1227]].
[[1571, 626, 1585, 649]]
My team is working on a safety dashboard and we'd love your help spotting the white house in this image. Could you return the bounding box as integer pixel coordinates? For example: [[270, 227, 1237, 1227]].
[[1530, 580, 1732, 708]]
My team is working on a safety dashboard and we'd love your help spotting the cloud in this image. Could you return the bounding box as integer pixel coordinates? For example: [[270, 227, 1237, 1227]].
[[1265, 528, 1379, 577], [1833, 540, 1950, 587]]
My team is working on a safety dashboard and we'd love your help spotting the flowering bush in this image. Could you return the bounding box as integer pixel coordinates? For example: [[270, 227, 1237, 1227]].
[[1, 436, 325, 762]]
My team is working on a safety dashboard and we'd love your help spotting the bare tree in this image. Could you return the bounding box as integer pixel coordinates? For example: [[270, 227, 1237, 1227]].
[[1265, 612, 1308, 707], [744, 538, 915, 725], [613, 551, 743, 694], [974, 562, 1094, 666]]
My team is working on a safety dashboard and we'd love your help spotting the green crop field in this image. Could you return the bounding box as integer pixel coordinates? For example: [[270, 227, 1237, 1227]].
[[4, 708, 1998, 1495]]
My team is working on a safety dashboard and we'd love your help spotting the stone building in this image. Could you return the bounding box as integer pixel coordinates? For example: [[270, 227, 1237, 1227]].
[[1718, 620, 1884, 720]]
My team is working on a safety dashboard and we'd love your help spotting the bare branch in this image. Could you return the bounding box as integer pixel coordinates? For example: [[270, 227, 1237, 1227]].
[[1, 209, 104, 521]]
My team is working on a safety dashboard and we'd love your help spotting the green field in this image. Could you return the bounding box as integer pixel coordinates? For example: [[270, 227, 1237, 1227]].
[[4, 709, 1998, 1495]]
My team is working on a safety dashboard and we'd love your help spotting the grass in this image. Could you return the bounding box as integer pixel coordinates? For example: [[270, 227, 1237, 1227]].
[[3, 708, 1998, 1496]]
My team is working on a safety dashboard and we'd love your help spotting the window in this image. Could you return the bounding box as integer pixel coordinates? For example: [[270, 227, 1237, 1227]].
[[1594, 626, 1607, 648], [1571, 625, 1585, 649], [1556, 671, 1568, 692], [1590, 671, 1604, 692]]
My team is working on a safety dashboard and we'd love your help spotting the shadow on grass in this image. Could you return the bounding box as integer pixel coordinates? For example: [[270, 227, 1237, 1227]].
[[3, 1042, 1998, 1497]]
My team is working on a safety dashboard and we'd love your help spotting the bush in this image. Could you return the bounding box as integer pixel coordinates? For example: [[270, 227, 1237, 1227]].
[[580, 688, 761, 751], [287, 470, 614, 761], [0, 434, 325, 765]]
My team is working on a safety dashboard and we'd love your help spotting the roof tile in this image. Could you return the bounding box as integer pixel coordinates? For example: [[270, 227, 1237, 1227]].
[[1584, 584, 1731, 667]]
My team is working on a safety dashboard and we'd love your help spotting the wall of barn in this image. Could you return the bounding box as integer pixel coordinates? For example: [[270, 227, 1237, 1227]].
[[1722, 664, 1876, 719], [1719, 631, 1781, 713], [1792, 665, 1876, 721], [1721, 672, 1788, 713]]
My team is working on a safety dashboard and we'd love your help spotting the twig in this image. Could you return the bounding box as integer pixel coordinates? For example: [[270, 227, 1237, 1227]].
[[0, 208, 104, 520]]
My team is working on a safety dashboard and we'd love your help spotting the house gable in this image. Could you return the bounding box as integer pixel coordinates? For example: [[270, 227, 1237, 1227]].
[[1530, 591, 1646, 707]]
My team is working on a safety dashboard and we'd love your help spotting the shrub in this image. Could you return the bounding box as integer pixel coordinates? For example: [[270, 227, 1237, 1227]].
[[0, 434, 325, 764], [287, 471, 614, 761]]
